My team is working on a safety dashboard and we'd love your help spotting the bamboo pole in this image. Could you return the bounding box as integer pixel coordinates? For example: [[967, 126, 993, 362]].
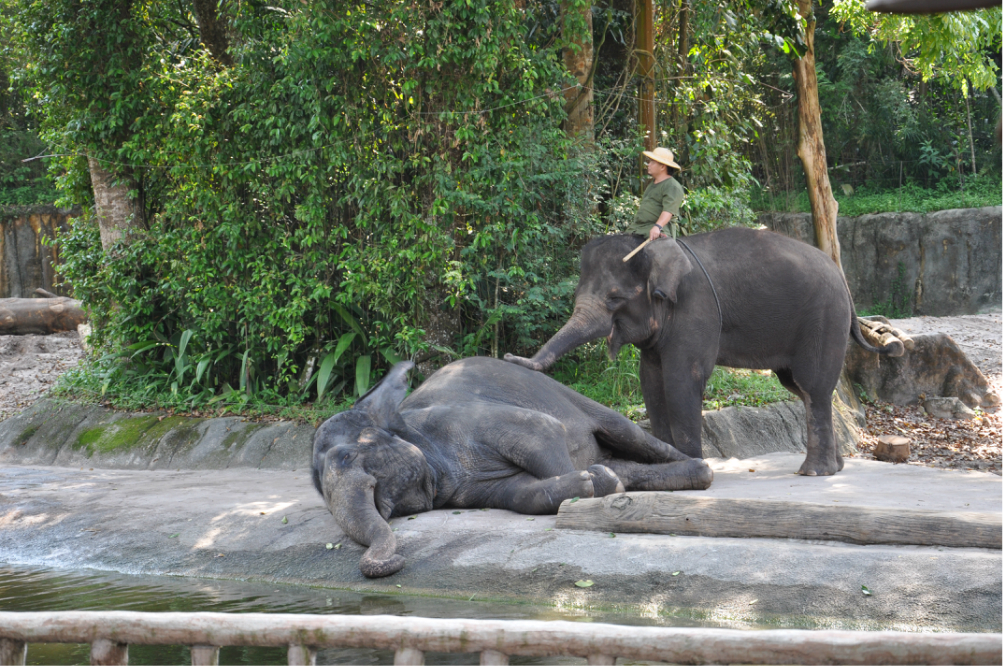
[[0, 612, 998, 665], [622, 238, 651, 262]]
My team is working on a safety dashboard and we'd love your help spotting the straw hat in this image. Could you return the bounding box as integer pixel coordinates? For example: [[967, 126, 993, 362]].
[[642, 147, 682, 170]]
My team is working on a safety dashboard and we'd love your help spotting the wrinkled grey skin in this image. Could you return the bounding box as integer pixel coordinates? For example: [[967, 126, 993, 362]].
[[505, 229, 900, 477], [312, 357, 712, 578]]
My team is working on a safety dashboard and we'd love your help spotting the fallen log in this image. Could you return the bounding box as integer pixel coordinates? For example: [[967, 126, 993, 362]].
[[857, 316, 912, 355], [555, 493, 1001, 550], [0, 297, 87, 335]]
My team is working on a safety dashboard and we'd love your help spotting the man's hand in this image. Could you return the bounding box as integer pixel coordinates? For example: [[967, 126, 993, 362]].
[[648, 224, 664, 242]]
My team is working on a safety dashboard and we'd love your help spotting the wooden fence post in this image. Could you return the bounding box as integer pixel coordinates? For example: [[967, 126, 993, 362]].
[[479, 649, 509, 665], [90, 638, 128, 665], [394, 647, 424, 665], [287, 644, 316, 666], [190, 645, 220, 665], [0, 638, 26, 666]]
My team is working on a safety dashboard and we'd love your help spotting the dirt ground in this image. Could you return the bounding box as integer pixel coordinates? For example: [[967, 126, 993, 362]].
[[1, 314, 1000, 473]]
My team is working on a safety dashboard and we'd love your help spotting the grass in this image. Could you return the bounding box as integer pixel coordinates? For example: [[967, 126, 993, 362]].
[[751, 173, 1002, 216], [51, 361, 353, 426], [56, 342, 793, 425], [551, 342, 792, 418]]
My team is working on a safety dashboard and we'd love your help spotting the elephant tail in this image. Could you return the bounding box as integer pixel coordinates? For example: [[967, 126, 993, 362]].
[[849, 311, 905, 357]]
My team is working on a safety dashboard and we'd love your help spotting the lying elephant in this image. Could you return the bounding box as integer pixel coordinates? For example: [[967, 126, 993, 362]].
[[505, 229, 902, 477], [312, 356, 712, 578]]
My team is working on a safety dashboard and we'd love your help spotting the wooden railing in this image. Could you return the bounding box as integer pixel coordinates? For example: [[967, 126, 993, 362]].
[[0, 611, 999, 665]]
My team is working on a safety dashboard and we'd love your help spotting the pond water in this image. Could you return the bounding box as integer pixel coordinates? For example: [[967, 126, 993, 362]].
[[0, 566, 749, 665]]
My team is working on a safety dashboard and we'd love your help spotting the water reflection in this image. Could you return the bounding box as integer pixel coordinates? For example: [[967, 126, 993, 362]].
[[0, 566, 723, 665]]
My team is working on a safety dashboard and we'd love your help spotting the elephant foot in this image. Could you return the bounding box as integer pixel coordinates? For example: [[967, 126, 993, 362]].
[[588, 465, 625, 497], [797, 455, 841, 477]]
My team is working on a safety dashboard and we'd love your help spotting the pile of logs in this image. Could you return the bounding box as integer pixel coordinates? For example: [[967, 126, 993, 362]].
[[0, 289, 86, 335]]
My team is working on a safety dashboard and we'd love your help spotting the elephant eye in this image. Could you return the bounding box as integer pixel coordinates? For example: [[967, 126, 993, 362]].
[[606, 296, 626, 310]]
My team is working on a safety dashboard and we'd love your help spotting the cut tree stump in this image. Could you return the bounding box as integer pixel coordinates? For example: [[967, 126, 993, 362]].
[[555, 494, 1001, 549], [0, 296, 87, 335], [874, 435, 911, 462]]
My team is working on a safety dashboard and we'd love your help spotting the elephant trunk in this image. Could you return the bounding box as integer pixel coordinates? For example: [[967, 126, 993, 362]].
[[505, 300, 611, 372], [324, 464, 405, 578]]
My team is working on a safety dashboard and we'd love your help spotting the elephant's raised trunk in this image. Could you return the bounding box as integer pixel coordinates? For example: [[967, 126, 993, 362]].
[[505, 300, 611, 372], [323, 463, 405, 578]]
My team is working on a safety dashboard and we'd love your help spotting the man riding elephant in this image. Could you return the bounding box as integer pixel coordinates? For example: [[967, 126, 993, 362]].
[[624, 147, 685, 242]]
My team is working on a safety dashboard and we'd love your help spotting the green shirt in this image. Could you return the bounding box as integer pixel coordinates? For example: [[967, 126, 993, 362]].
[[624, 177, 684, 236]]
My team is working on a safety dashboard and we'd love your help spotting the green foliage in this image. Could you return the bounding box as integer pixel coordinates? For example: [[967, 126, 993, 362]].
[[10, 0, 604, 408], [552, 342, 790, 417], [751, 172, 1002, 214], [831, 0, 1001, 93]]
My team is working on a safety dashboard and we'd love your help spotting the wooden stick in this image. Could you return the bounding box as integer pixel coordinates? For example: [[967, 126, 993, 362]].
[[622, 238, 651, 262], [0, 612, 998, 665], [555, 494, 1001, 550]]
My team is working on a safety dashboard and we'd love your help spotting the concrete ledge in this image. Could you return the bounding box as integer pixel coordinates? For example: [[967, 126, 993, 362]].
[[0, 399, 314, 471], [0, 455, 998, 633]]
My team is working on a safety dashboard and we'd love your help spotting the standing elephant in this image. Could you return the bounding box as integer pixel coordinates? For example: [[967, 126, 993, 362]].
[[505, 228, 902, 477], [313, 357, 712, 578]]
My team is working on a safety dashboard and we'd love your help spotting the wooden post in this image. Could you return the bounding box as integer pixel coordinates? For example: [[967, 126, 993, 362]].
[[556, 494, 1002, 549], [287, 644, 316, 666], [480, 650, 509, 665], [0, 638, 26, 666], [394, 647, 424, 665], [189, 645, 220, 665], [90, 638, 128, 666], [0, 297, 87, 335], [636, 0, 656, 151]]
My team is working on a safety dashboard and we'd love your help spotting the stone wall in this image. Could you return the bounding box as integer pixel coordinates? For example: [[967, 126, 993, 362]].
[[0, 206, 78, 298], [759, 206, 1002, 316]]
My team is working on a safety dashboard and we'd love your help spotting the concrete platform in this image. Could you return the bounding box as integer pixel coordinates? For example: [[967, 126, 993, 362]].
[[0, 453, 998, 632]]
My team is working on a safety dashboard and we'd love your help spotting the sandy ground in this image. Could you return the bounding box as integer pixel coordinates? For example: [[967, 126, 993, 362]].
[[0, 331, 84, 423], [0, 315, 999, 473]]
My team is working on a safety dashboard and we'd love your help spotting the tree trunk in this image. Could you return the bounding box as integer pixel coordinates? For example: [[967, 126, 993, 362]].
[[191, 0, 233, 67], [792, 0, 840, 268], [636, 0, 656, 150], [562, 1, 594, 141], [0, 297, 87, 335], [88, 158, 143, 252]]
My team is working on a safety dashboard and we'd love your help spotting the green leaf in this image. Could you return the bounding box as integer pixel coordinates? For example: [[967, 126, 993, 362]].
[[355, 355, 371, 396], [672, 571, 681, 576], [574, 580, 594, 588], [332, 303, 366, 340], [333, 332, 357, 363], [381, 347, 404, 366], [334, 543, 342, 550], [326, 542, 334, 549], [281, 516, 288, 524], [195, 358, 211, 385], [861, 585, 872, 596], [316, 351, 340, 401], [168, 533, 179, 539]]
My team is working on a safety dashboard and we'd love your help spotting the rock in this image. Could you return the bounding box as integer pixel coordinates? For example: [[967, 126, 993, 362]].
[[923, 396, 977, 420], [874, 435, 911, 463], [845, 328, 1000, 412], [760, 206, 1002, 317]]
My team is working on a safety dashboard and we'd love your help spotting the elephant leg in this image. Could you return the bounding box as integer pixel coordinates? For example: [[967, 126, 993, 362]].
[[488, 407, 580, 478], [605, 459, 713, 491], [639, 348, 674, 446], [660, 356, 708, 459], [778, 368, 842, 476], [491, 470, 597, 514]]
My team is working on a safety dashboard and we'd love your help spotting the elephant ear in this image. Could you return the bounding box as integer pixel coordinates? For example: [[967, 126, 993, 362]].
[[354, 361, 413, 432], [646, 238, 693, 303]]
